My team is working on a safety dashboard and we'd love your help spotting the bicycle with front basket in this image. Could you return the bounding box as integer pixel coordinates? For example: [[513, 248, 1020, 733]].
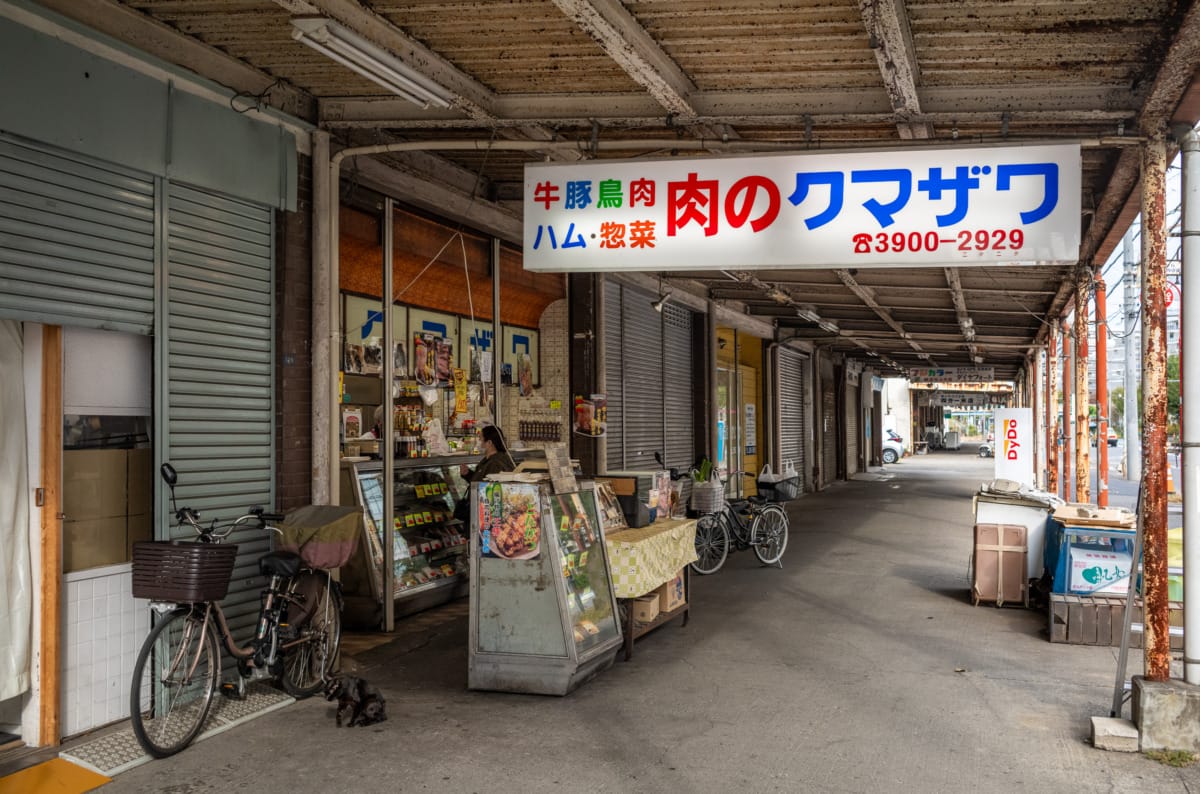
[[129, 463, 342, 758], [690, 469, 789, 575]]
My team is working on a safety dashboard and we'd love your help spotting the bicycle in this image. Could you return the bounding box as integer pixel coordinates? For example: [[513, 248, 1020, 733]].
[[690, 469, 789, 575], [129, 463, 342, 758]]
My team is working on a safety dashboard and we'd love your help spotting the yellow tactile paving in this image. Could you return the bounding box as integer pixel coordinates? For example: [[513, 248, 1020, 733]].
[[0, 757, 109, 794]]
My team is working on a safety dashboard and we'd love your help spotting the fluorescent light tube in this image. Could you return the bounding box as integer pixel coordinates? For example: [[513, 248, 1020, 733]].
[[818, 320, 839, 333], [291, 17, 453, 109]]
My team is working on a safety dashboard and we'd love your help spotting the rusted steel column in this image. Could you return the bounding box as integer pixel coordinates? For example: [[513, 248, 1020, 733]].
[[1061, 320, 1073, 501], [1075, 278, 1091, 503], [1046, 325, 1058, 494], [1140, 129, 1170, 681], [1095, 275, 1109, 507]]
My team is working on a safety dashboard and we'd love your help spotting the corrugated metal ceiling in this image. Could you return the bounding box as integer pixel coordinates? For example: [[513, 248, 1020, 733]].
[[76, 0, 1200, 378]]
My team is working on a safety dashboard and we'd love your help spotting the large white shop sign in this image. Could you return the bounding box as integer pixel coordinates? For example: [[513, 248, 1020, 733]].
[[523, 144, 1080, 272]]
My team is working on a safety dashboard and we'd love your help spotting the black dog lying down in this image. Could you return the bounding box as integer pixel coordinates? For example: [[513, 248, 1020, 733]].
[[323, 675, 387, 727]]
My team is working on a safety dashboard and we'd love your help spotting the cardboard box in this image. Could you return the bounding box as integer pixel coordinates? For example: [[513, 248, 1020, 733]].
[[63, 517, 127, 571], [63, 449, 127, 520], [127, 448, 152, 516], [631, 595, 660, 623], [655, 569, 686, 613], [126, 512, 152, 559], [598, 476, 638, 497]]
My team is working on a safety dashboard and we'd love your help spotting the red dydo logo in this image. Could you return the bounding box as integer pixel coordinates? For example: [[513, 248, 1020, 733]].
[[1003, 418, 1020, 460]]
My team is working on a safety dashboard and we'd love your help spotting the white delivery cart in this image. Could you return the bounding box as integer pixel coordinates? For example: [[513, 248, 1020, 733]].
[[972, 482, 1062, 581]]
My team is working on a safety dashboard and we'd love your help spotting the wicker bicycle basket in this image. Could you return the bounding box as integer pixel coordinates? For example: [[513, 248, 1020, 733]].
[[132, 541, 238, 602], [758, 476, 801, 503]]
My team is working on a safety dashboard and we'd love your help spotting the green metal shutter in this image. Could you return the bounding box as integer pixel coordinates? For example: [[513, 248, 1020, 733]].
[[603, 279, 624, 470], [778, 348, 807, 495], [164, 182, 274, 642], [0, 135, 155, 333]]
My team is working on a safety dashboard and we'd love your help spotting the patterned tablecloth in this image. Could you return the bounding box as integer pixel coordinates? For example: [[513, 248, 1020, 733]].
[[604, 518, 698, 598]]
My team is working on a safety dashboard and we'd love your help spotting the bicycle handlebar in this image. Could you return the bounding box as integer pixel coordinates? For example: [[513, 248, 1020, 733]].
[[174, 506, 286, 541]]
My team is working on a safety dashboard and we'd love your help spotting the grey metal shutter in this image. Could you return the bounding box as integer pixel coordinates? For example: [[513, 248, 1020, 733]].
[[622, 286, 665, 469], [845, 383, 860, 475], [165, 183, 274, 643], [0, 135, 155, 333], [661, 301, 694, 471], [603, 279, 624, 470], [778, 348, 806, 495]]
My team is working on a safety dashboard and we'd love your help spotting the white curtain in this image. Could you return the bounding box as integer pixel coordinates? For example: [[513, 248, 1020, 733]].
[[0, 321, 31, 700]]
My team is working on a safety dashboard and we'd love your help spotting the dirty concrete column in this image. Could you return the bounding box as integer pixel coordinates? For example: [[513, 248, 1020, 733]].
[[1175, 123, 1199, 685], [311, 130, 331, 504], [1075, 277, 1091, 503], [1095, 275, 1109, 507], [1140, 128, 1170, 681], [1061, 320, 1073, 502], [1046, 325, 1058, 494]]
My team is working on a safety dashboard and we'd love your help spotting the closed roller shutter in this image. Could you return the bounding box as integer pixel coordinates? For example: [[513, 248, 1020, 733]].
[[602, 281, 695, 472], [778, 347, 807, 495], [603, 279, 625, 470], [845, 383, 860, 476], [622, 290, 665, 469], [0, 135, 155, 333], [165, 183, 274, 644]]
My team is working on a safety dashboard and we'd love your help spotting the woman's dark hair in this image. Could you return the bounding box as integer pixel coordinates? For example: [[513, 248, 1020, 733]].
[[481, 424, 509, 456]]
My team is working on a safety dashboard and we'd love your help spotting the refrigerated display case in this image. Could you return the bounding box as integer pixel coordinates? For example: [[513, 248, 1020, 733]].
[[468, 479, 622, 695], [338, 457, 479, 626]]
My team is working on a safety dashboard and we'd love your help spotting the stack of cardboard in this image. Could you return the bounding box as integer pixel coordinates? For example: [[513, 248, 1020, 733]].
[[62, 448, 151, 572]]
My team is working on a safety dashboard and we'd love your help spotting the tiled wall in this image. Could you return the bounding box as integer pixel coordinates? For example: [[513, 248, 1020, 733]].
[[62, 565, 149, 737]]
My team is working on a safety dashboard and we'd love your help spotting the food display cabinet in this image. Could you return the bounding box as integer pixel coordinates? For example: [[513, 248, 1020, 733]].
[[468, 479, 622, 695], [338, 457, 478, 626]]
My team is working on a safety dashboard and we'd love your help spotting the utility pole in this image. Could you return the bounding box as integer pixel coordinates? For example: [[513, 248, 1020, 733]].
[[1124, 230, 1141, 479]]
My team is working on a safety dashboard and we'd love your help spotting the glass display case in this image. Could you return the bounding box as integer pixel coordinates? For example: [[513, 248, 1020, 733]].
[[338, 457, 479, 626], [468, 479, 622, 695]]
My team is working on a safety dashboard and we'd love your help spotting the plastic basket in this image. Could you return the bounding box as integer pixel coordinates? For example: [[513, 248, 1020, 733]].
[[758, 476, 800, 503], [689, 480, 725, 514], [131, 541, 238, 602]]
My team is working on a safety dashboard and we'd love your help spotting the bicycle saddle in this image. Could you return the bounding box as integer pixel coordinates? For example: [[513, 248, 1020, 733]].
[[259, 550, 302, 578]]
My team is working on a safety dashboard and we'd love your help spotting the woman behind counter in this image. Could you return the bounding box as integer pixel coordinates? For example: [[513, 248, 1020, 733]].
[[460, 425, 515, 482]]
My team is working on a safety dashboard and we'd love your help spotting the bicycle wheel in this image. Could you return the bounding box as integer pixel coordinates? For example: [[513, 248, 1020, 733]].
[[691, 512, 730, 575], [281, 572, 342, 698], [130, 607, 219, 758], [752, 505, 789, 566]]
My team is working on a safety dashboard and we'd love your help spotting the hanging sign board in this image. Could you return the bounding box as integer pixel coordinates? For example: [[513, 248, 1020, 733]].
[[909, 366, 995, 383], [994, 408, 1034, 487], [523, 143, 1080, 272]]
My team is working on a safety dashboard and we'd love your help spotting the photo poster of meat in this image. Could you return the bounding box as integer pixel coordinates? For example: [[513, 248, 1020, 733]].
[[412, 332, 453, 386], [342, 294, 406, 374], [477, 482, 541, 560], [573, 394, 607, 437]]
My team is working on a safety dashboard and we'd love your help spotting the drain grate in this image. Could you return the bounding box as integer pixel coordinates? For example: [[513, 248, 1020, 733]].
[[59, 683, 293, 777]]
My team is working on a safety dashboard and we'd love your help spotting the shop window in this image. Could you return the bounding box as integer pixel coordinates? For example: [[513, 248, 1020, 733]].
[[61, 328, 152, 573]]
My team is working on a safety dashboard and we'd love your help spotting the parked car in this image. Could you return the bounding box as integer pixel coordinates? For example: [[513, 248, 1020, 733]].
[[882, 437, 904, 464], [1108, 429, 1119, 447]]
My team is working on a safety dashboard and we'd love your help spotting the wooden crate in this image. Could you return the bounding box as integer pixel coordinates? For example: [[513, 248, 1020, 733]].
[[1049, 594, 1183, 648]]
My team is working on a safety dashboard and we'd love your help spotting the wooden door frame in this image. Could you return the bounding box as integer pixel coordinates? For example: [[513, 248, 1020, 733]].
[[38, 325, 62, 746]]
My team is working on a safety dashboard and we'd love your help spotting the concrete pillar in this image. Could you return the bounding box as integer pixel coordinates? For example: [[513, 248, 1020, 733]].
[[311, 130, 331, 504], [1140, 128, 1170, 681]]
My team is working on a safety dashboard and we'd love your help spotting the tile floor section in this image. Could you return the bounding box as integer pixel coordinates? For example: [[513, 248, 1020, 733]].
[[58, 683, 293, 777]]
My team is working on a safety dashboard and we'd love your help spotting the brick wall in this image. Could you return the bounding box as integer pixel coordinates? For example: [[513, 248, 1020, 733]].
[[275, 153, 312, 510], [502, 298, 570, 451]]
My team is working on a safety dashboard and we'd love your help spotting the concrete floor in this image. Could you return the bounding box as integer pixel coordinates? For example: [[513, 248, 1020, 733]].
[[101, 451, 1199, 793]]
